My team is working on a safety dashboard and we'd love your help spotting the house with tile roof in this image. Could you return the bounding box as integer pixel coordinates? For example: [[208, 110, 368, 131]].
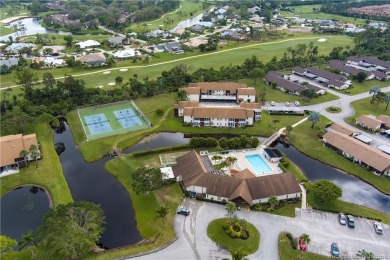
[[377, 115, 390, 129], [355, 115, 383, 131], [323, 131, 390, 176], [171, 151, 301, 204], [0, 134, 40, 175]]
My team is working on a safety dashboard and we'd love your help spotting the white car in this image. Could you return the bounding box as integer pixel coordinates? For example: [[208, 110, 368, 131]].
[[285, 102, 290, 107], [294, 101, 300, 107], [270, 101, 275, 106], [373, 222, 383, 235]]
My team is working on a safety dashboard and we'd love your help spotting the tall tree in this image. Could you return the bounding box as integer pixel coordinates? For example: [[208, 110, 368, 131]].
[[155, 206, 169, 226], [225, 201, 237, 218], [369, 86, 381, 102], [19, 149, 29, 168], [385, 95, 390, 110], [299, 233, 311, 257], [13, 68, 39, 96], [63, 35, 73, 48], [42, 72, 56, 90], [312, 179, 342, 204], [131, 167, 163, 196], [308, 111, 320, 128], [248, 68, 265, 85], [18, 231, 37, 258], [0, 235, 17, 256], [37, 202, 106, 259], [29, 144, 40, 169]]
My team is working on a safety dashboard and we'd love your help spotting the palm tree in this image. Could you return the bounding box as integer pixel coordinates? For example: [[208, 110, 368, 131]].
[[356, 250, 378, 260], [225, 201, 237, 218], [308, 111, 320, 128], [18, 231, 37, 258], [268, 195, 279, 210], [226, 156, 237, 169], [155, 206, 169, 226], [29, 145, 39, 169], [19, 150, 29, 168], [369, 86, 381, 102], [211, 155, 222, 164], [299, 233, 311, 257], [384, 95, 390, 110]]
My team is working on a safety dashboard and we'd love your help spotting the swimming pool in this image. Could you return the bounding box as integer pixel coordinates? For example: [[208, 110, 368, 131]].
[[245, 154, 272, 175]]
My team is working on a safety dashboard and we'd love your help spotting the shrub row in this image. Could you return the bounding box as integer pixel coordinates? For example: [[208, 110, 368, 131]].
[[131, 144, 190, 157]]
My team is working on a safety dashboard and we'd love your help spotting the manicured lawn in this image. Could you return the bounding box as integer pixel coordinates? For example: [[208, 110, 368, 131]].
[[0, 35, 354, 89], [340, 80, 390, 95], [0, 114, 73, 206], [126, 0, 204, 33], [347, 92, 390, 124], [272, 202, 301, 218], [278, 232, 329, 260], [288, 116, 390, 195], [306, 192, 390, 224], [0, 23, 14, 36], [207, 218, 260, 255]]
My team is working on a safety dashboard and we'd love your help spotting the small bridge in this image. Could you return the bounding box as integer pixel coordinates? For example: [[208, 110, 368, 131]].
[[262, 132, 281, 147]]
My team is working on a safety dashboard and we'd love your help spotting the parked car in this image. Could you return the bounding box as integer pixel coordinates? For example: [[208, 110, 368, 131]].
[[270, 101, 275, 106], [176, 207, 190, 216], [347, 215, 355, 228], [373, 222, 383, 235], [285, 102, 290, 107], [330, 242, 340, 257], [294, 101, 300, 107], [338, 213, 346, 225]]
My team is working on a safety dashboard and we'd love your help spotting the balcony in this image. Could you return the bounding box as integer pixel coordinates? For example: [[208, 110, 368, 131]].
[[200, 94, 236, 101]]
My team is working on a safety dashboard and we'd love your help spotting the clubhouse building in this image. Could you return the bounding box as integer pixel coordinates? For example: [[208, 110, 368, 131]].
[[171, 151, 301, 205], [174, 82, 261, 127]]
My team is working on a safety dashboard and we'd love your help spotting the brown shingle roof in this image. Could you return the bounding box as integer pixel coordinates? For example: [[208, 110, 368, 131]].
[[188, 82, 248, 94], [171, 151, 302, 205], [185, 107, 253, 119], [377, 115, 390, 128], [181, 87, 200, 94], [355, 115, 383, 129], [176, 101, 199, 109], [233, 169, 256, 179], [76, 53, 106, 63], [240, 102, 261, 109], [237, 88, 256, 95], [323, 131, 390, 172], [0, 134, 39, 167], [328, 123, 359, 136]]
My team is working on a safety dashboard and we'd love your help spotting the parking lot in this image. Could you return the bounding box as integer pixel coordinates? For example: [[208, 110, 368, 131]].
[[295, 208, 390, 259]]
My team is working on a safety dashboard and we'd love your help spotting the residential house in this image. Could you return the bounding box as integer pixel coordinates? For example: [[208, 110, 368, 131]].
[[162, 42, 184, 54], [371, 70, 389, 81], [174, 101, 199, 117], [32, 57, 66, 68], [5, 43, 36, 53], [171, 151, 301, 204], [0, 57, 19, 72], [183, 107, 255, 127], [323, 131, 390, 176], [76, 53, 106, 67], [347, 56, 390, 75], [106, 36, 128, 47], [0, 134, 40, 175], [75, 40, 101, 49], [355, 115, 383, 131], [377, 115, 390, 129], [239, 102, 261, 121], [328, 60, 374, 79], [327, 123, 360, 136], [113, 49, 139, 59]]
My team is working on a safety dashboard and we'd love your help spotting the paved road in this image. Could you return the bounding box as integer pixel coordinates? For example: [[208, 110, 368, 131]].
[[134, 201, 390, 260], [304, 86, 390, 147]]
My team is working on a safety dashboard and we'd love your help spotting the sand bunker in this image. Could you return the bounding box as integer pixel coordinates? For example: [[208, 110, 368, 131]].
[[103, 71, 111, 74], [119, 68, 128, 72], [108, 82, 115, 86], [317, 38, 327, 42]]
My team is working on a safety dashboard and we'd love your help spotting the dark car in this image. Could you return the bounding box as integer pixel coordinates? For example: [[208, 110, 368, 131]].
[[330, 242, 340, 257], [338, 213, 346, 225], [176, 207, 190, 216], [347, 215, 355, 228]]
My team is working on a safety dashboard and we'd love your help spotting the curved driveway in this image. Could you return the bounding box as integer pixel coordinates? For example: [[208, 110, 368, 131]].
[[134, 200, 390, 260]]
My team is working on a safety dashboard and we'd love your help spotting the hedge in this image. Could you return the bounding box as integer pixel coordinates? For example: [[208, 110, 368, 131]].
[[131, 144, 190, 157]]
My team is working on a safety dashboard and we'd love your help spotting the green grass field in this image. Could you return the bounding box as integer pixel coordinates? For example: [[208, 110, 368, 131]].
[[0, 35, 354, 89], [281, 4, 368, 25], [78, 101, 150, 140], [127, 0, 204, 33]]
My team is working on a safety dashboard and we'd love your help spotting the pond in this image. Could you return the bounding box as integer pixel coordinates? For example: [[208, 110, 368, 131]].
[[0, 186, 50, 243], [0, 18, 71, 42], [53, 121, 141, 248], [275, 143, 390, 215], [169, 12, 204, 32]]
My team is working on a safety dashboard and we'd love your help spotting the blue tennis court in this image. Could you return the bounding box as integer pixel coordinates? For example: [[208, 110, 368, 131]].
[[114, 109, 142, 129], [84, 114, 112, 135]]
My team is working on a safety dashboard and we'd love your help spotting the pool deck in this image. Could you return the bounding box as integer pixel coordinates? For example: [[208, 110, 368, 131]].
[[208, 147, 282, 177]]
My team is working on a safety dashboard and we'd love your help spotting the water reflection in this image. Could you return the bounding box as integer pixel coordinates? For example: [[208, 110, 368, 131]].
[[124, 132, 190, 153], [0, 186, 50, 242], [275, 143, 390, 214]]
